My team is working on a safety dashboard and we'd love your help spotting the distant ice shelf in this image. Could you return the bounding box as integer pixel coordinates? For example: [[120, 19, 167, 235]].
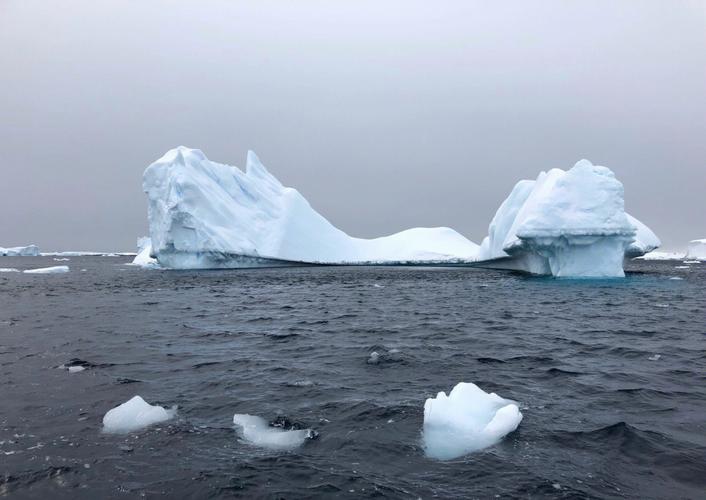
[[0, 245, 40, 256], [139, 147, 660, 277]]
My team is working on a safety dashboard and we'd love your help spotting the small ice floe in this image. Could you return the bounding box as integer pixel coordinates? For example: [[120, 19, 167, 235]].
[[0, 268, 19, 273], [423, 382, 522, 460], [286, 380, 314, 387], [367, 348, 403, 365], [674, 266, 690, 269], [373, 283, 384, 288], [53, 258, 70, 262], [102, 396, 176, 434], [648, 354, 661, 361], [669, 276, 684, 280], [58, 358, 97, 372], [23, 266, 69, 274], [683, 260, 700, 264], [654, 303, 670, 308], [232, 414, 317, 450]]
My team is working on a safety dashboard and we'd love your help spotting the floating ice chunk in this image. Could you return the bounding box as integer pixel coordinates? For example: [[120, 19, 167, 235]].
[[23, 266, 69, 274], [232, 414, 315, 450], [68, 366, 85, 373], [0, 268, 19, 273], [0, 245, 40, 256], [102, 395, 176, 434], [367, 351, 381, 364], [648, 354, 661, 361], [674, 266, 690, 269], [53, 258, 70, 261], [423, 382, 522, 460]]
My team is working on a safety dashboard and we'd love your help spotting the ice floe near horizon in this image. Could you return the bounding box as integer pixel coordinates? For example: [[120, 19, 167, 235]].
[[140, 147, 659, 277], [0, 245, 40, 256], [40, 251, 136, 257], [686, 239, 706, 260], [423, 382, 522, 460], [233, 414, 316, 450], [23, 265, 70, 274], [639, 250, 686, 261], [102, 395, 176, 434]]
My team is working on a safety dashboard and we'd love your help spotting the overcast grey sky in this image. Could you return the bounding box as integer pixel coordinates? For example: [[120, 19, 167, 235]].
[[1, 0, 704, 251]]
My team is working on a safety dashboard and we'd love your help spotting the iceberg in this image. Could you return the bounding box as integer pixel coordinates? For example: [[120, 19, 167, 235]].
[[686, 239, 706, 260], [423, 382, 522, 460], [141, 148, 659, 277], [143, 147, 480, 269], [0, 245, 40, 256], [23, 265, 69, 274], [476, 160, 659, 277], [102, 395, 176, 434], [232, 414, 316, 450]]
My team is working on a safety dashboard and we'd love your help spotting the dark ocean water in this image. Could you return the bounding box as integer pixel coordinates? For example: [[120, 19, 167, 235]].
[[0, 257, 704, 499]]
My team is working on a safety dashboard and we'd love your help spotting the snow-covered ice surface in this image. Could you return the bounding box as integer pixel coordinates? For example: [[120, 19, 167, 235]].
[[686, 239, 706, 260], [143, 147, 480, 269], [102, 396, 176, 434], [476, 160, 659, 277], [23, 265, 70, 274], [0, 245, 40, 256], [423, 382, 522, 460], [232, 414, 315, 450], [639, 251, 686, 261]]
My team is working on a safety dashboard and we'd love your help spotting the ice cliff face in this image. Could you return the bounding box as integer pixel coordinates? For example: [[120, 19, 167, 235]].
[[477, 160, 659, 277], [143, 147, 479, 268]]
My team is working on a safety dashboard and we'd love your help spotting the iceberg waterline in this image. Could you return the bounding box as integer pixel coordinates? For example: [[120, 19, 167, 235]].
[[141, 146, 659, 276]]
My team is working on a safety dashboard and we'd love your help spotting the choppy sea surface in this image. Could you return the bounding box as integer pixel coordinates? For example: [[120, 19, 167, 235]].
[[1, 257, 704, 499]]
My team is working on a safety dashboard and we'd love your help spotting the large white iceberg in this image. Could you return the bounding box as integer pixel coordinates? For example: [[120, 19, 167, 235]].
[[141, 148, 659, 277], [143, 147, 479, 269], [476, 160, 659, 277], [102, 395, 176, 434], [0, 245, 40, 256], [423, 382, 522, 460], [686, 239, 706, 260]]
